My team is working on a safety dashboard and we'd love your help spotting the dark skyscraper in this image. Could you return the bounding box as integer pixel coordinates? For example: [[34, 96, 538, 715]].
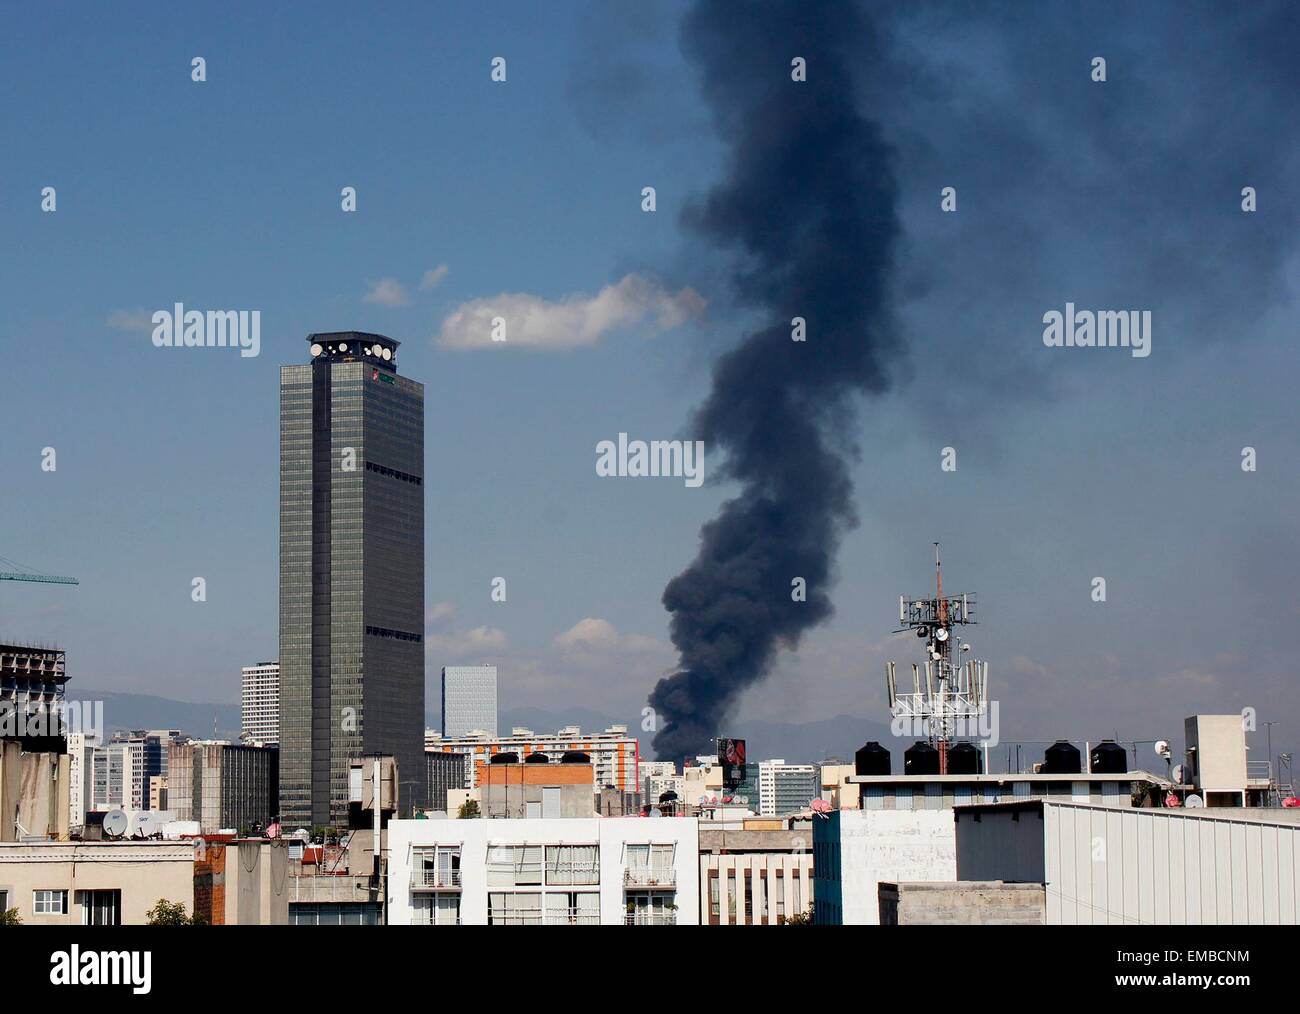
[[280, 332, 425, 829]]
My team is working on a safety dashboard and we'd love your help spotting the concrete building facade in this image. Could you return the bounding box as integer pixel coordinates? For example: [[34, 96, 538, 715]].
[[387, 816, 700, 925], [699, 828, 815, 924], [167, 740, 279, 833], [879, 880, 1045, 925], [813, 808, 957, 925], [0, 841, 195, 925]]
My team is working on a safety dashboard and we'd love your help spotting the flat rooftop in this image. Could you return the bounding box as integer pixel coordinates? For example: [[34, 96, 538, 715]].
[[849, 769, 1169, 786], [953, 797, 1300, 825]]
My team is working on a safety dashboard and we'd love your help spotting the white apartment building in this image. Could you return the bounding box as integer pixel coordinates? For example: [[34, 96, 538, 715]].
[[757, 760, 819, 817], [89, 742, 132, 813], [66, 731, 100, 828], [427, 724, 640, 796], [440, 665, 497, 738], [241, 661, 280, 744], [643, 761, 685, 808], [387, 816, 700, 925]]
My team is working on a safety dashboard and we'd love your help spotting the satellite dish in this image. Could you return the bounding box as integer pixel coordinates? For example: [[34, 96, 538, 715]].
[[934, 627, 949, 642], [338, 343, 348, 353], [916, 626, 929, 639], [1184, 794, 1204, 808], [1154, 740, 1171, 759], [1171, 764, 1186, 784], [382, 347, 392, 361], [310, 342, 323, 357], [103, 810, 129, 839]]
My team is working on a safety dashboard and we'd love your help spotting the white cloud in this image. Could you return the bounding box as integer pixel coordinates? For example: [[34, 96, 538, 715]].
[[554, 617, 665, 654], [425, 624, 508, 658], [419, 264, 449, 290], [434, 273, 705, 350], [106, 309, 154, 333], [363, 278, 411, 306], [425, 601, 457, 626]]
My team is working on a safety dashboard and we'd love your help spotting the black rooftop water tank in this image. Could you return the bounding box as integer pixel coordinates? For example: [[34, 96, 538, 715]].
[[904, 740, 940, 776], [947, 741, 982, 775], [524, 752, 550, 764], [1090, 739, 1128, 774], [855, 741, 891, 776], [489, 752, 519, 765], [561, 751, 590, 764], [1042, 740, 1082, 774]]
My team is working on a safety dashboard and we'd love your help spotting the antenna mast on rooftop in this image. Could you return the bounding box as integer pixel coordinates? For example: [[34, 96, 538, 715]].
[[885, 544, 988, 774]]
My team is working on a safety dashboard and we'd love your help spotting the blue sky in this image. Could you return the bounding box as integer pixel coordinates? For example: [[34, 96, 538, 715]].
[[2, 2, 1298, 766]]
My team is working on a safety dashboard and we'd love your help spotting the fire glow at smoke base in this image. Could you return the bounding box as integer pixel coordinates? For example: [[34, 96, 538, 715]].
[[648, 0, 901, 761]]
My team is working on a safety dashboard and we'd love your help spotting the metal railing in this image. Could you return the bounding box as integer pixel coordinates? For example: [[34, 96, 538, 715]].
[[552, 910, 601, 925], [624, 866, 676, 887], [1247, 760, 1273, 783], [625, 911, 677, 926], [413, 868, 461, 889]]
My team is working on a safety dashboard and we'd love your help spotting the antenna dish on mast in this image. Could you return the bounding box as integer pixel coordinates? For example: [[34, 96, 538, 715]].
[[884, 545, 988, 774]]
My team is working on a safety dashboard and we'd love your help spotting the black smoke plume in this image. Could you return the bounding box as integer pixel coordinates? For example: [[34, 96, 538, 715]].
[[649, 0, 900, 760]]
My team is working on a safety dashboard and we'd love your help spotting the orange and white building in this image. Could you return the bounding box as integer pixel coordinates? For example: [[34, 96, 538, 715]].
[[425, 724, 640, 796]]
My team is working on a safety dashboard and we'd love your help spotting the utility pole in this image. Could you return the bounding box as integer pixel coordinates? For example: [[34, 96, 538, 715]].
[[1264, 721, 1279, 788]]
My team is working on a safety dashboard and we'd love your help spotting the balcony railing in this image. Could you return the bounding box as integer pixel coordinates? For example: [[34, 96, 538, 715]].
[[412, 868, 461, 890], [625, 912, 677, 926], [624, 866, 676, 888], [552, 910, 601, 925]]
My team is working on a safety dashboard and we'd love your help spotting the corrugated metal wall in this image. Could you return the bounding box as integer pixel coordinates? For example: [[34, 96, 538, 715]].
[[1045, 803, 1300, 924]]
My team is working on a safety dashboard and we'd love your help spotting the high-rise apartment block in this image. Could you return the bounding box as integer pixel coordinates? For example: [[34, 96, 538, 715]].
[[440, 665, 497, 737], [241, 661, 280, 744], [757, 760, 819, 817]]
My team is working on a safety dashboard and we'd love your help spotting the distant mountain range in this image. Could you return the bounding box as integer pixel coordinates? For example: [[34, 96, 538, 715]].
[[71, 689, 244, 740], [71, 690, 895, 765]]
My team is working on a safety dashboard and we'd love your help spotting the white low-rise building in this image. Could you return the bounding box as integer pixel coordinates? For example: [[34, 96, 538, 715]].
[[813, 808, 957, 924], [387, 816, 699, 925]]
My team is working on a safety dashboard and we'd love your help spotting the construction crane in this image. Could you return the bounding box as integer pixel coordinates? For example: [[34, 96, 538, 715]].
[[0, 555, 79, 586]]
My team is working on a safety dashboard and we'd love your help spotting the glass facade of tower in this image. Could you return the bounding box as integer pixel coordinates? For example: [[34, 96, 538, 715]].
[[280, 333, 425, 829]]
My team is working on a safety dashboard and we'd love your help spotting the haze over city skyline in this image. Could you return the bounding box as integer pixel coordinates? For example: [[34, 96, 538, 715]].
[[2, 1, 1297, 765]]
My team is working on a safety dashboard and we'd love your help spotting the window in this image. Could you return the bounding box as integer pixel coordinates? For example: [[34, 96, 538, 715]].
[[412, 895, 460, 925], [414, 847, 460, 888], [79, 890, 121, 926], [488, 892, 542, 925], [545, 891, 599, 925], [625, 843, 675, 885], [546, 845, 599, 886], [0, 890, 8, 913], [487, 845, 543, 887], [33, 890, 68, 915], [288, 902, 382, 925], [626, 890, 675, 925]]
